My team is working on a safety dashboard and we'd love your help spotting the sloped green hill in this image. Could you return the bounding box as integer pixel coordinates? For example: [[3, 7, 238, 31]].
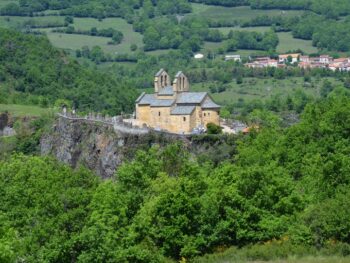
[[0, 28, 137, 114]]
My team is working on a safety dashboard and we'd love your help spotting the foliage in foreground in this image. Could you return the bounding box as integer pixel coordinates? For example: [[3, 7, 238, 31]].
[[1, 92, 350, 262]]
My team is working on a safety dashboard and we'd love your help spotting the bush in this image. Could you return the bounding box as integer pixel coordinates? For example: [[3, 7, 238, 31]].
[[130, 44, 138, 51], [206, 122, 222, 134]]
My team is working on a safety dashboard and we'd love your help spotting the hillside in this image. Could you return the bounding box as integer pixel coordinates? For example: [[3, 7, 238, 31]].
[[2, 0, 350, 56], [0, 28, 136, 115], [1, 2, 350, 262], [1, 90, 350, 262]]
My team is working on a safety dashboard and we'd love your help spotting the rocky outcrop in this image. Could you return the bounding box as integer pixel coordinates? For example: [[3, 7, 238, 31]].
[[41, 116, 236, 178], [41, 117, 186, 178], [0, 112, 16, 137]]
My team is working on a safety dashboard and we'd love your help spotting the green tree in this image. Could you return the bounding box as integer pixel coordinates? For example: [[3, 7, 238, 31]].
[[207, 123, 223, 134], [0, 155, 98, 262], [64, 16, 74, 24], [320, 80, 333, 97]]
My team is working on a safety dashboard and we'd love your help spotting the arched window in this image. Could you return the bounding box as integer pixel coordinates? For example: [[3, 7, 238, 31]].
[[158, 112, 161, 116], [183, 117, 186, 122], [160, 75, 163, 86]]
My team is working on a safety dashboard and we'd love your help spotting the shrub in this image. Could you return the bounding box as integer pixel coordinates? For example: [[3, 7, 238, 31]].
[[206, 123, 222, 134]]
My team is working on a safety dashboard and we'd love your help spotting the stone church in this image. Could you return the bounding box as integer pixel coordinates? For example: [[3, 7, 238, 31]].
[[135, 69, 221, 134]]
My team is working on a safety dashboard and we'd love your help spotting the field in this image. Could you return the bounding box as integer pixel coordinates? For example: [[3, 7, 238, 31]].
[[277, 32, 318, 54], [188, 3, 304, 23], [44, 32, 114, 52], [0, 15, 65, 28], [0, 0, 18, 8], [202, 41, 266, 56], [0, 16, 143, 54], [0, 104, 53, 117], [0, 7, 317, 56], [191, 77, 340, 106], [136, 76, 339, 108], [202, 31, 318, 56], [215, 26, 271, 34], [41, 17, 143, 54]]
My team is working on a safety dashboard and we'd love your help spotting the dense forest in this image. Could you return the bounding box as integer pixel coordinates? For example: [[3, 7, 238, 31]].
[[0, 28, 136, 114], [1, 89, 350, 262]]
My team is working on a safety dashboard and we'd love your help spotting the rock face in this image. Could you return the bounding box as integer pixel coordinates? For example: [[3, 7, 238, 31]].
[[0, 112, 16, 137], [41, 116, 236, 178], [41, 117, 184, 178], [0, 113, 9, 131]]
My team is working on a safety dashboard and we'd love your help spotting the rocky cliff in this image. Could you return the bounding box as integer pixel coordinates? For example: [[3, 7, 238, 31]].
[[41, 116, 236, 178], [0, 112, 16, 137], [41, 117, 190, 178]]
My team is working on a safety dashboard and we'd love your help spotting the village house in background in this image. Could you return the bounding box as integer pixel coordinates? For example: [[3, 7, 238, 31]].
[[245, 57, 279, 68], [278, 53, 301, 63], [135, 69, 221, 134], [225, 54, 241, 62], [244, 53, 350, 71]]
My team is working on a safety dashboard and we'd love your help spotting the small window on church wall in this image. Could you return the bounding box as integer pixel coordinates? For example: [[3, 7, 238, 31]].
[[159, 112, 161, 116], [204, 113, 206, 117], [183, 117, 186, 122]]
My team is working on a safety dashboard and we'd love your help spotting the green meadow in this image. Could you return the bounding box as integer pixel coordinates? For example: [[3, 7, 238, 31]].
[[44, 32, 112, 52], [203, 32, 317, 56], [0, 5, 317, 56], [0, 0, 18, 8], [41, 17, 144, 54], [0, 104, 53, 117], [277, 32, 318, 54], [189, 3, 304, 23], [215, 26, 271, 34], [0, 15, 65, 28], [191, 77, 340, 106], [202, 41, 266, 57]]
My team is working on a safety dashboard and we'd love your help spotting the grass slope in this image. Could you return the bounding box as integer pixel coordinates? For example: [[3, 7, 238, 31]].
[[0, 15, 65, 28], [215, 26, 271, 34], [277, 32, 318, 54], [203, 31, 317, 56], [0, 104, 53, 117], [189, 3, 304, 23], [40, 17, 144, 54], [191, 77, 340, 106], [0, 1, 18, 8]]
